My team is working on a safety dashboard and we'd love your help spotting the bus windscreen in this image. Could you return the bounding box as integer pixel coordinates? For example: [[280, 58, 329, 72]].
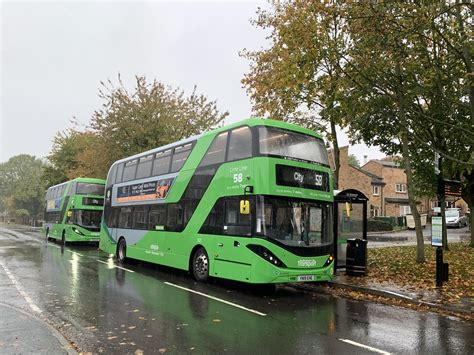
[[258, 127, 329, 165], [76, 183, 105, 196]]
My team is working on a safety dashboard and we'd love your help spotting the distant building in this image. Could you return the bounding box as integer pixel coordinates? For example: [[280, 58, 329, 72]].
[[329, 146, 440, 218]]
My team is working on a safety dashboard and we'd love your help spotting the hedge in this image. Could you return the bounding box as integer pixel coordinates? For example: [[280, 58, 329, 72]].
[[368, 219, 393, 232]]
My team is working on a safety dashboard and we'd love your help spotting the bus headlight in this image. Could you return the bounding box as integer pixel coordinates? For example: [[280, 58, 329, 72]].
[[72, 227, 84, 236], [323, 255, 334, 267], [247, 245, 287, 267]]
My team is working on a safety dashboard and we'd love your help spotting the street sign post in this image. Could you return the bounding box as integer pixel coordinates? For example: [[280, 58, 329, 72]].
[[434, 152, 440, 175], [432, 216, 448, 286], [431, 217, 442, 247]]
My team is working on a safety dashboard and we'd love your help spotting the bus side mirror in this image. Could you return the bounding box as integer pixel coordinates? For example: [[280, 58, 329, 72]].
[[240, 200, 250, 215]]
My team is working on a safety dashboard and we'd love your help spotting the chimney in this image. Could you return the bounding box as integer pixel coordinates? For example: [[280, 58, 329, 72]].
[[363, 155, 368, 165]]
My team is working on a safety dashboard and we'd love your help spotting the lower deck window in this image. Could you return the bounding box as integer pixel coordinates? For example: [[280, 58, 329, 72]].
[[200, 196, 253, 236], [118, 207, 132, 228]]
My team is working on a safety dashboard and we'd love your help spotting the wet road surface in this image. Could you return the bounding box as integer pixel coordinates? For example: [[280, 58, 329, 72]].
[[0, 226, 473, 354]]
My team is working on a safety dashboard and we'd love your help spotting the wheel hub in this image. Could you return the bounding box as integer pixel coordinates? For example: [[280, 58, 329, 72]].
[[195, 254, 208, 276]]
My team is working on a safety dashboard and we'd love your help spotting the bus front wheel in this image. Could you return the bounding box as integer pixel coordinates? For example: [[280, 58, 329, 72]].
[[192, 247, 209, 282], [117, 238, 127, 263]]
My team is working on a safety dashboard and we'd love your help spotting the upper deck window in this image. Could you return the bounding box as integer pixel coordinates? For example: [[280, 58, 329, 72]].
[[136, 155, 154, 179], [152, 149, 172, 176], [76, 183, 105, 196], [171, 143, 193, 172], [258, 127, 329, 165], [200, 132, 228, 167], [122, 159, 138, 182], [228, 126, 252, 161], [116, 163, 124, 183], [107, 165, 117, 187]]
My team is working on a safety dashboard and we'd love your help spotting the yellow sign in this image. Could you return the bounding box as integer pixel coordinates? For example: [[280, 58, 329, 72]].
[[240, 200, 250, 214], [345, 202, 351, 218], [67, 210, 72, 217]]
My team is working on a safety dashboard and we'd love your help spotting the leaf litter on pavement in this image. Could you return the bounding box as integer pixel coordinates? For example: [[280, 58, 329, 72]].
[[328, 242, 473, 320]]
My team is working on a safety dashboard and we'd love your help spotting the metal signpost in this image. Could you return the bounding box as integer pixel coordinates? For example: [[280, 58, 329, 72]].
[[433, 152, 450, 287], [431, 217, 442, 247], [431, 216, 447, 287]]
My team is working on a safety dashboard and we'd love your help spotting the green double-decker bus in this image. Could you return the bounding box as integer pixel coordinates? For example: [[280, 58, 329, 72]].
[[44, 178, 106, 243], [100, 118, 334, 283]]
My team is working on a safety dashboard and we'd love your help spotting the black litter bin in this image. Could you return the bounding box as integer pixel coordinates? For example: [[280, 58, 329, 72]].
[[346, 238, 367, 276]]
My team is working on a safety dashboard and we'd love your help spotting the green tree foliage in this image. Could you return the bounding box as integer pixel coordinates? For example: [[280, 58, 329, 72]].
[[43, 129, 101, 186], [241, 1, 351, 188], [343, 2, 473, 253], [91, 76, 228, 170], [244, 1, 473, 257], [45, 75, 228, 182], [348, 154, 360, 168], [0, 155, 46, 222]]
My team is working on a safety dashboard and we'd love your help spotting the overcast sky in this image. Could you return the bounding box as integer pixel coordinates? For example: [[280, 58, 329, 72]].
[[0, 0, 384, 165]]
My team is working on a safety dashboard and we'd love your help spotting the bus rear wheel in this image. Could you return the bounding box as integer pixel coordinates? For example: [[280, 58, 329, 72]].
[[192, 247, 209, 282], [117, 238, 127, 263]]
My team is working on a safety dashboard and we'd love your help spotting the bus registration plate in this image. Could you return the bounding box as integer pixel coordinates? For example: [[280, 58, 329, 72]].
[[298, 275, 314, 282]]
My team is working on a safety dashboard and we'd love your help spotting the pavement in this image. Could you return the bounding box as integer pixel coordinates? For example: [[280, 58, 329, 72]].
[[0, 302, 75, 354], [0, 272, 76, 354], [296, 272, 473, 318]]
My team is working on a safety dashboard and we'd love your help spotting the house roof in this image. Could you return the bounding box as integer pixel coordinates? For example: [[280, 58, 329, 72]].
[[349, 164, 385, 185], [372, 160, 401, 168]]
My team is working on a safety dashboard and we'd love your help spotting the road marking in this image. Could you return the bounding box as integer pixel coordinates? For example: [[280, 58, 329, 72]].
[[339, 339, 390, 354], [0, 262, 42, 314], [97, 259, 135, 273], [66, 250, 84, 257], [164, 281, 267, 317]]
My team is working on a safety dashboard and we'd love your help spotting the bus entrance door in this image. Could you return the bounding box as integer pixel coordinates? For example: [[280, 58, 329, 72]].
[[212, 237, 252, 283]]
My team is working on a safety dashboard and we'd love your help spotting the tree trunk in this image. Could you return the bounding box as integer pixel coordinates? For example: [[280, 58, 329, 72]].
[[469, 206, 474, 247], [330, 119, 340, 190], [461, 171, 474, 247], [400, 128, 426, 263]]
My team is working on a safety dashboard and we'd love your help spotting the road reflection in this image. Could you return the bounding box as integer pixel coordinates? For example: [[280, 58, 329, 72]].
[[0, 229, 472, 354]]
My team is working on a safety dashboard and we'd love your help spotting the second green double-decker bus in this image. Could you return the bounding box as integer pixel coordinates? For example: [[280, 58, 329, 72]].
[[100, 118, 334, 283], [44, 177, 106, 243]]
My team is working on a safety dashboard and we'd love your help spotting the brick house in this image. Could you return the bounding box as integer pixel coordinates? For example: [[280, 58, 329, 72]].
[[330, 146, 429, 218]]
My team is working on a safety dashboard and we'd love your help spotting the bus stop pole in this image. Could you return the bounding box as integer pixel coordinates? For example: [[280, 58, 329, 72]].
[[436, 246, 443, 287]]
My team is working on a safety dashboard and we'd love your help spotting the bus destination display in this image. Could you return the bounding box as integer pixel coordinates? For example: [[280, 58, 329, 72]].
[[276, 164, 329, 191]]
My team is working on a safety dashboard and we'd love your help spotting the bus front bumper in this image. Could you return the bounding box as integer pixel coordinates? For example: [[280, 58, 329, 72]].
[[250, 258, 335, 284], [67, 226, 100, 242]]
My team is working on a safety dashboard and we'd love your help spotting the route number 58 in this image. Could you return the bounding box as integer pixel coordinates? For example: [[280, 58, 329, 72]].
[[233, 173, 243, 183]]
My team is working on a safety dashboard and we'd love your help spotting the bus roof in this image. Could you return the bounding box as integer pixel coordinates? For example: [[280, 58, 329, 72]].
[[47, 177, 106, 191], [109, 118, 324, 167]]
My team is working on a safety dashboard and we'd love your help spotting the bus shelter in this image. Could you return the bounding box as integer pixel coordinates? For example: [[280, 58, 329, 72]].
[[334, 189, 368, 269]]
